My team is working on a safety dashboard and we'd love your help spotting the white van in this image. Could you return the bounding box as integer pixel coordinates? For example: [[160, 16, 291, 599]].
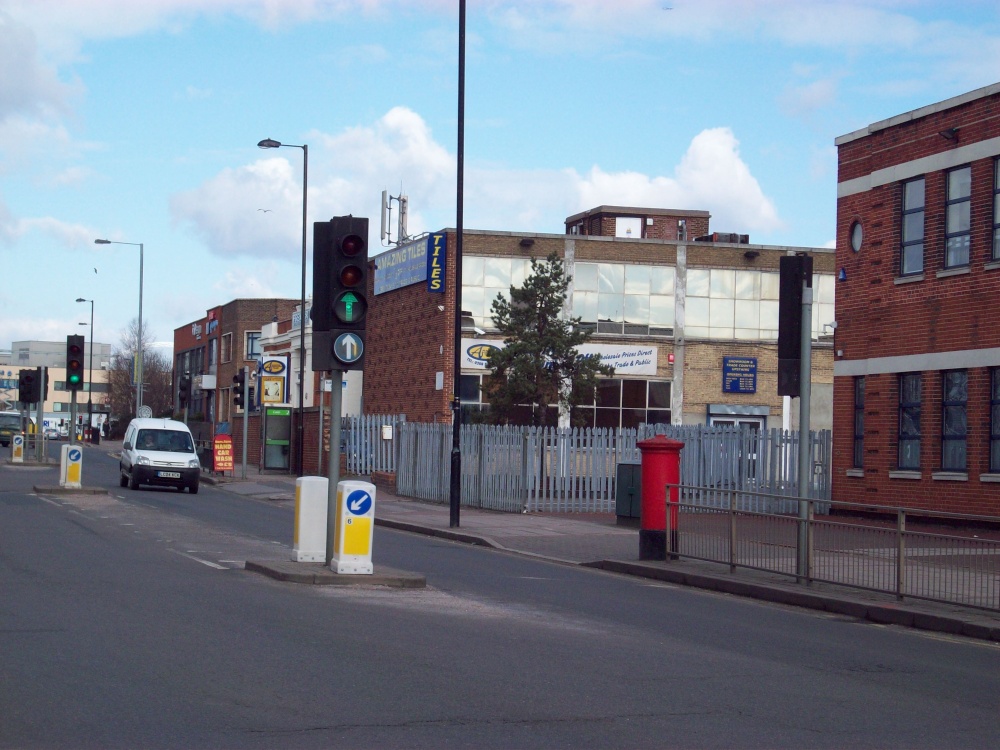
[[120, 418, 200, 494]]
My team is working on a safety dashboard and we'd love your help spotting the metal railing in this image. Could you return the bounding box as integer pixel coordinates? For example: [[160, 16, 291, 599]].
[[393, 422, 832, 513], [664, 484, 1000, 612]]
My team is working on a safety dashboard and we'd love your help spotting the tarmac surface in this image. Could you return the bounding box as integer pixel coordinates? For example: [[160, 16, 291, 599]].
[[56, 439, 1000, 643]]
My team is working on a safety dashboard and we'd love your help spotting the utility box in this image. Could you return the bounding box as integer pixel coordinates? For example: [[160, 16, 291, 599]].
[[263, 406, 291, 470], [615, 461, 642, 527]]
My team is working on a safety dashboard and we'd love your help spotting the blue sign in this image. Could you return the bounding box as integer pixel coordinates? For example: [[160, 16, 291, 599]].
[[722, 357, 757, 394], [374, 236, 429, 295], [427, 232, 446, 293], [333, 333, 364, 364], [68, 447, 82, 462], [346, 489, 372, 516]]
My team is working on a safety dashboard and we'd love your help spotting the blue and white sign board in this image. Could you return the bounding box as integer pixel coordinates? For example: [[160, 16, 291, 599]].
[[60, 444, 82, 489], [11, 434, 24, 463], [333, 333, 364, 365], [722, 357, 758, 394], [374, 236, 430, 295], [332, 480, 376, 574]]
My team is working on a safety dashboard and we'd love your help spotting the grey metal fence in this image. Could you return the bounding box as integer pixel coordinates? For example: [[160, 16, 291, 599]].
[[342, 414, 406, 476], [394, 422, 832, 514], [664, 484, 1000, 612]]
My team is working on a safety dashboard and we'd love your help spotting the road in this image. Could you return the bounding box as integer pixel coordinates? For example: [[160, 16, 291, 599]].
[[3, 446, 1000, 749]]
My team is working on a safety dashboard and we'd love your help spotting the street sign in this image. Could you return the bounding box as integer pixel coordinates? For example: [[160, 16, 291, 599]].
[[333, 332, 364, 365], [60, 444, 82, 488], [346, 488, 372, 516], [332, 480, 376, 575]]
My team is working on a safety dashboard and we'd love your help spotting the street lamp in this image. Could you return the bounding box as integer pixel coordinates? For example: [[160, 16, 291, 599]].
[[94, 239, 143, 416], [258, 137, 308, 476], [76, 298, 94, 437]]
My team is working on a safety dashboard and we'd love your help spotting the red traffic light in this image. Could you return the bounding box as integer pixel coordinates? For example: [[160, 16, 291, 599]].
[[340, 265, 363, 287], [341, 234, 364, 257]]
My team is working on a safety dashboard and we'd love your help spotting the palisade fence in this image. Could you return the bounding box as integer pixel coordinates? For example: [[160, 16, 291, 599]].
[[343, 416, 832, 514]]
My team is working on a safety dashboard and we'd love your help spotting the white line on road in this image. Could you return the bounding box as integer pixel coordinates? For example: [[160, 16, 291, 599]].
[[169, 550, 228, 570]]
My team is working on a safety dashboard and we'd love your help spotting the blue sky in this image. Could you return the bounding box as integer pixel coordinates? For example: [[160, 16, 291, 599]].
[[2, 0, 999, 353]]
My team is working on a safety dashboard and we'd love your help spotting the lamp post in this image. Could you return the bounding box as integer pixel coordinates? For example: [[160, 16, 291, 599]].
[[94, 239, 143, 416], [76, 298, 94, 437], [257, 137, 308, 476]]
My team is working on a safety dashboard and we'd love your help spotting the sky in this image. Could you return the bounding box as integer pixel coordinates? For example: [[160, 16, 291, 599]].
[[2, 0, 999, 355]]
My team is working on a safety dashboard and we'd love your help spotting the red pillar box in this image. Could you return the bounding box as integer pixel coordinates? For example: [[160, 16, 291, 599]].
[[636, 435, 684, 561]]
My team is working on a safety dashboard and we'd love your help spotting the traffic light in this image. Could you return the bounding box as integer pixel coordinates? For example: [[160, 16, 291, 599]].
[[178, 373, 191, 406], [66, 335, 85, 392], [313, 215, 369, 371], [233, 369, 246, 409], [18, 368, 40, 404], [777, 254, 813, 397]]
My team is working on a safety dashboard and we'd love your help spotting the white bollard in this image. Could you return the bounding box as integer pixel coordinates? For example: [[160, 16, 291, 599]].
[[293, 476, 329, 562], [11, 434, 24, 463], [332, 480, 376, 575], [59, 444, 82, 489]]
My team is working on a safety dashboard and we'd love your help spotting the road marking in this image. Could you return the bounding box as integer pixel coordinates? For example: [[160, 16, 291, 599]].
[[169, 550, 228, 569]]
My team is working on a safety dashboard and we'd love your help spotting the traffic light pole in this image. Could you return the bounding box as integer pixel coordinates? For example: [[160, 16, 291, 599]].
[[241, 366, 249, 480], [69, 390, 78, 444], [796, 283, 813, 583], [325, 369, 344, 567], [34, 368, 45, 461]]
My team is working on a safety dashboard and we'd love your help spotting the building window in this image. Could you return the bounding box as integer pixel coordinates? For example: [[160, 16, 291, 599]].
[[245, 332, 261, 360], [945, 166, 971, 268], [571, 378, 671, 429], [898, 373, 922, 470], [993, 160, 1000, 260], [221, 333, 233, 363], [853, 377, 865, 468], [901, 177, 925, 276], [991, 369, 1000, 473], [207, 337, 217, 367], [941, 370, 967, 471]]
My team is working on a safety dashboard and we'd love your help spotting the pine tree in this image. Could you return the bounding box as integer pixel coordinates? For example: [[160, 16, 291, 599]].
[[484, 253, 613, 426]]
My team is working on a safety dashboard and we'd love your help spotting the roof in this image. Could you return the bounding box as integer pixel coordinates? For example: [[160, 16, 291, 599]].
[[564, 205, 712, 224]]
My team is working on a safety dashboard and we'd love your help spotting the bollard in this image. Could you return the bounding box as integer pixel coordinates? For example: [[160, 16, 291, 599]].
[[293, 476, 329, 562], [332, 480, 376, 575], [59, 444, 83, 489], [11, 434, 24, 463], [636, 434, 684, 561]]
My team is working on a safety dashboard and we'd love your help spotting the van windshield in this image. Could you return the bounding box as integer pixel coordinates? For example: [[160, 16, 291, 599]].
[[136, 429, 194, 453], [0, 414, 20, 429]]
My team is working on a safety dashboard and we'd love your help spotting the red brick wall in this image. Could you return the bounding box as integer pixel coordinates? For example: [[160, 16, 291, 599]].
[[365, 236, 457, 422], [833, 88, 1000, 516]]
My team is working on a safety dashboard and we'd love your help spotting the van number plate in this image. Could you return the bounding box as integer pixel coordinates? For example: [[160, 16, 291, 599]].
[[157, 471, 181, 479]]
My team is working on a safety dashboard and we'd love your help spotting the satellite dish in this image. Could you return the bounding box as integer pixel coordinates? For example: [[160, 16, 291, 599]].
[[137, 405, 153, 418]]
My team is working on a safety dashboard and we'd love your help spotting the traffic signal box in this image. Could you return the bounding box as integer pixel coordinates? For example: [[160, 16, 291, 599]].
[[18, 368, 41, 404], [312, 215, 369, 371], [233, 370, 246, 409], [66, 335, 85, 392], [178, 374, 191, 406], [777, 254, 813, 397]]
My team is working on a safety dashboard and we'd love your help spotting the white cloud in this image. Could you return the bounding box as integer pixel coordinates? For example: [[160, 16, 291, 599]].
[[7, 215, 95, 248], [574, 127, 781, 234], [212, 264, 283, 298], [173, 109, 781, 252]]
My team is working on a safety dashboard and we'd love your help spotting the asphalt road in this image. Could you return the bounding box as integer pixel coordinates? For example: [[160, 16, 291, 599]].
[[3, 447, 1000, 749]]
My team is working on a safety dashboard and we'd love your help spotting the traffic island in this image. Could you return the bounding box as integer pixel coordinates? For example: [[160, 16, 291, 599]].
[[244, 560, 426, 588], [32, 485, 109, 495]]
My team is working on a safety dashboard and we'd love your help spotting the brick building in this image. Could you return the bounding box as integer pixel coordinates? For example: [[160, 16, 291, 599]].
[[173, 297, 298, 444], [365, 207, 835, 432], [833, 82, 1000, 515]]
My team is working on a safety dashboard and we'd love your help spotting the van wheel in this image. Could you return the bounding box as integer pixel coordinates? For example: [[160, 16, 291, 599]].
[[119, 466, 128, 487], [128, 471, 139, 490], [188, 482, 199, 495]]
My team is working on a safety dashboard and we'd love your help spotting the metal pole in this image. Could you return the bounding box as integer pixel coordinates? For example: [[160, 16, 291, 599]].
[[796, 281, 813, 582], [70, 390, 78, 445], [35, 368, 45, 462], [241, 365, 249, 480], [448, 0, 466, 529], [87, 301, 94, 434], [136, 243, 144, 414], [326, 369, 344, 566], [318, 372, 325, 476], [297, 146, 308, 477]]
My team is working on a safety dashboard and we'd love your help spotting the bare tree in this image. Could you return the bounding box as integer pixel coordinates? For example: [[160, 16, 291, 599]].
[[107, 318, 173, 433]]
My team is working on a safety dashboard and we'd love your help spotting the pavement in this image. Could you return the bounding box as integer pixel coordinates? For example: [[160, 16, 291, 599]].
[[68, 439, 1000, 642]]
